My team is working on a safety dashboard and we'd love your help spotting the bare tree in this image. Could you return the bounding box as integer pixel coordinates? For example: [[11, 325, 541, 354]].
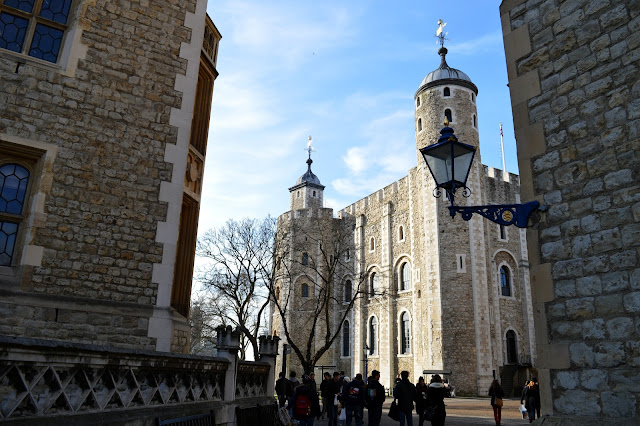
[[268, 214, 383, 374], [195, 217, 276, 360]]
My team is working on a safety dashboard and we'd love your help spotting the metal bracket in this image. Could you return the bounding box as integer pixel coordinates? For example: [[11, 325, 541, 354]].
[[448, 200, 541, 228]]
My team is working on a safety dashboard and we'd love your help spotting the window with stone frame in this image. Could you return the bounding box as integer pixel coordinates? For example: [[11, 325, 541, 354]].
[[500, 265, 512, 297], [301, 283, 309, 298], [400, 311, 411, 354], [369, 236, 375, 252], [443, 87, 450, 97], [399, 262, 410, 291], [398, 225, 404, 241], [417, 118, 422, 132], [301, 252, 309, 266], [498, 224, 507, 241], [342, 320, 350, 357], [368, 316, 377, 355], [369, 272, 380, 297], [444, 108, 453, 123], [344, 279, 351, 302], [0, 0, 75, 64], [0, 162, 31, 266]]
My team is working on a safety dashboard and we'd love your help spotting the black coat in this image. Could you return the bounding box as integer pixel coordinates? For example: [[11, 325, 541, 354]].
[[365, 378, 386, 408], [488, 386, 505, 407], [415, 383, 429, 411], [393, 379, 416, 412], [521, 384, 540, 411]]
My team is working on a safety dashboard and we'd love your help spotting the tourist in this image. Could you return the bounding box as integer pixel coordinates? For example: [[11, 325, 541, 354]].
[[365, 370, 386, 426], [488, 379, 505, 426], [320, 372, 332, 420], [521, 378, 540, 423], [393, 370, 416, 426], [426, 374, 447, 426], [275, 372, 289, 408], [291, 374, 320, 426], [341, 373, 366, 426], [415, 376, 429, 426]]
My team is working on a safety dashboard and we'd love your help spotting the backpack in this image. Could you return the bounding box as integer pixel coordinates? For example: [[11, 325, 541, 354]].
[[294, 394, 311, 418]]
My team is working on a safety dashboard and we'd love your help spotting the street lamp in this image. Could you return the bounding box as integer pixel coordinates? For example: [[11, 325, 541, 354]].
[[363, 344, 369, 380], [419, 119, 544, 228]]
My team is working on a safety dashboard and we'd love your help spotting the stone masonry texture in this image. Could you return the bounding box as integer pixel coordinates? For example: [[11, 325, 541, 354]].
[[0, 0, 200, 351], [501, 0, 640, 421]]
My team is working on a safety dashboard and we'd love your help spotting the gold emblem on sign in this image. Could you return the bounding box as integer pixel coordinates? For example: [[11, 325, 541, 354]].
[[501, 210, 513, 222]]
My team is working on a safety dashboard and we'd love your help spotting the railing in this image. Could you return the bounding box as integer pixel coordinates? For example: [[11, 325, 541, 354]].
[[236, 361, 270, 398]]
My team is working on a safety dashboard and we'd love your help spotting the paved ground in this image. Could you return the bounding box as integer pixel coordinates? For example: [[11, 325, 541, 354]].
[[312, 397, 534, 426]]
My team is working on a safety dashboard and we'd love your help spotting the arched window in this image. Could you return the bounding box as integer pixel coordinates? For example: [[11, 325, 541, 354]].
[[370, 237, 375, 251], [344, 280, 352, 302], [443, 87, 450, 97], [499, 224, 507, 240], [400, 312, 411, 354], [301, 283, 309, 298], [473, 114, 477, 128], [445, 109, 452, 123], [506, 330, 517, 364], [313, 190, 316, 196], [369, 317, 378, 355], [302, 252, 308, 265], [345, 249, 350, 261], [400, 262, 411, 291], [471, 93, 476, 102], [0, 163, 30, 266], [297, 191, 300, 198], [416, 97, 421, 107], [398, 226, 404, 241], [417, 118, 422, 132], [500, 266, 511, 297], [342, 321, 350, 357], [369, 272, 378, 296]]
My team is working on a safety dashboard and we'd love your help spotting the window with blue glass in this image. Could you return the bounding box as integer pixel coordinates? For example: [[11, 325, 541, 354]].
[[500, 265, 512, 297], [0, 163, 30, 266], [0, 0, 73, 63]]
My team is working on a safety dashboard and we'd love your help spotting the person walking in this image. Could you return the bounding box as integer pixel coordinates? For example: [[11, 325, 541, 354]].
[[426, 374, 447, 426], [365, 370, 385, 426], [521, 378, 541, 423], [291, 374, 321, 426], [341, 373, 366, 426], [326, 372, 341, 426], [320, 372, 332, 420], [488, 379, 505, 426], [415, 377, 429, 426], [393, 370, 416, 426], [275, 372, 289, 408]]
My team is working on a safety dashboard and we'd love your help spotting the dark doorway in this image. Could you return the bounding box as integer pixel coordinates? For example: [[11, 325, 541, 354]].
[[506, 330, 518, 364]]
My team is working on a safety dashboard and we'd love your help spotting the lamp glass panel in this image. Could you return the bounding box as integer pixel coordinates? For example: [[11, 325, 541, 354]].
[[421, 143, 452, 186], [453, 149, 475, 184]]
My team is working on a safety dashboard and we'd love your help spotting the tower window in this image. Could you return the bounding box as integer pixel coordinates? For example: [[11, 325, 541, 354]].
[[398, 225, 404, 241], [369, 317, 378, 355], [443, 87, 450, 97], [417, 118, 422, 132], [344, 280, 352, 302], [342, 321, 350, 357], [500, 265, 512, 297], [471, 93, 476, 103], [416, 97, 421, 107], [302, 252, 309, 265], [400, 262, 411, 291], [445, 109, 452, 123], [370, 237, 375, 251], [301, 283, 309, 298], [473, 114, 477, 128], [313, 190, 316, 196], [499, 224, 507, 241], [369, 272, 380, 297], [400, 312, 411, 354]]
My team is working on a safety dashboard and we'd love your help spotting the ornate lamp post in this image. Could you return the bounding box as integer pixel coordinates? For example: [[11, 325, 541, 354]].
[[419, 119, 544, 228]]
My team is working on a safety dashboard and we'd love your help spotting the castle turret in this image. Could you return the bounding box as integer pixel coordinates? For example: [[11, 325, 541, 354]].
[[415, 46, 480, 162], [288, 136, 324, 210]]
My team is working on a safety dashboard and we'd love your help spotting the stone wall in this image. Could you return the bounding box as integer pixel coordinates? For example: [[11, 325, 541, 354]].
[[0, 0, 211, 353], [501, 0, 640, 420]]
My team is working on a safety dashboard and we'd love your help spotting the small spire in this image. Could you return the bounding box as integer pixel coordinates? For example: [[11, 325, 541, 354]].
[[305, 136, 314, 167]]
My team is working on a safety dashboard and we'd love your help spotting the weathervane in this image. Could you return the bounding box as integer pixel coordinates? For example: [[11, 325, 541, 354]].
[[436, 19, 448, 47], [306, 135, 314, 160]]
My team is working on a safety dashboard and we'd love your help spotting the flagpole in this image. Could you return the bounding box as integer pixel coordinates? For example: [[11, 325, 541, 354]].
[[499, 123, 506, 173]]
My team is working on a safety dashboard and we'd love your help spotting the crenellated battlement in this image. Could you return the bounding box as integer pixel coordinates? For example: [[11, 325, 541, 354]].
[[483, 165, 520, 187], [338, 173, 411, 217]]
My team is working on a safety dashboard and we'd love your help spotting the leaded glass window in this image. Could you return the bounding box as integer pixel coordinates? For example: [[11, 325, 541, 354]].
[[400, 312, 411, 354], [500, 266, 511, 297], [369, 317, 377, 355], [0, 163, 30, 266], [0, 0, 73, 63]]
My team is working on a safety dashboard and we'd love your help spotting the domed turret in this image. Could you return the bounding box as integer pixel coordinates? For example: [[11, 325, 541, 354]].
[[417, 47, 478, 96], [289, 137, 325, 211]]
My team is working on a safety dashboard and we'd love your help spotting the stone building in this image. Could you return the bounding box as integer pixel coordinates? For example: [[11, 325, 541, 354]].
[[0, 0, 220, 354], [272, 46, 537, 396], [501, 0, 639, 422]]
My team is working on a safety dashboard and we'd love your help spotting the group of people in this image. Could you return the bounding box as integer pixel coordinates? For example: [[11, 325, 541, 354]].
[[488, 377, 540, 425], [392, 371, 447, 426]]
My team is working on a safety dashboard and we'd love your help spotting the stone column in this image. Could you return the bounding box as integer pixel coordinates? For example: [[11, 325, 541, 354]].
[[216, 325, 241, 401], [259, 335, 280, 397]]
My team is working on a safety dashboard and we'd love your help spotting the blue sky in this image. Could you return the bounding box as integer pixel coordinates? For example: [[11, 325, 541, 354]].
[[200, 0, 516, 233]]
